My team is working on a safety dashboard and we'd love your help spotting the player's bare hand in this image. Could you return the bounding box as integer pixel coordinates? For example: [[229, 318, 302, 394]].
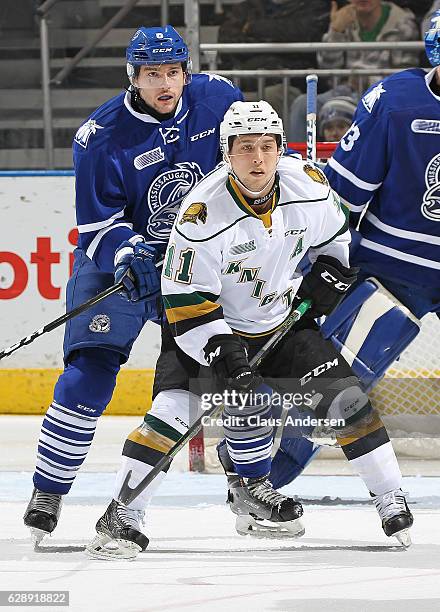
[[330, 1, 357, 33]]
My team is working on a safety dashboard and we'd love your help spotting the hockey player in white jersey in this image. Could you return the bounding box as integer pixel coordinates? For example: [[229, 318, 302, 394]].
[[87, 101, 412, 559]]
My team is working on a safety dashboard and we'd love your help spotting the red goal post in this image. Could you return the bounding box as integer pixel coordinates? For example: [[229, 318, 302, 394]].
[[288, 141, 337, 161]]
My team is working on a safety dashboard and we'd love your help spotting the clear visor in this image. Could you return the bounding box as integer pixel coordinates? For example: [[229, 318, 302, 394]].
[[227, 134, 282, 158], [129, 62, 186, 90]]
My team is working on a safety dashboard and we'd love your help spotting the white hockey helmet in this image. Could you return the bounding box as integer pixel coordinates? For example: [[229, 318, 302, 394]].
[[219, 100, 286, 158]]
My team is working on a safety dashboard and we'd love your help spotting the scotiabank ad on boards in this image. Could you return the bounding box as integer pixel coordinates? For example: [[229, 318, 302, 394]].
[[0, 177, 159, 369]]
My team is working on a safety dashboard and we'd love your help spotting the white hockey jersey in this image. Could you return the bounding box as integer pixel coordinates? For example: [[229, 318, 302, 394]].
[[162, 156, 350, 364]]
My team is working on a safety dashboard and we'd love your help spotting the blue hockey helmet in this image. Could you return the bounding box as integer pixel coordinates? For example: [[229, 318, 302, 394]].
[[126, 25, 191, 84], [425, 9, 440, 67]]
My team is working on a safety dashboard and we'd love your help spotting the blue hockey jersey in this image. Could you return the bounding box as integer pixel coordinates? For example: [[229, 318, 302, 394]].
[[324, 68, 440, 289], [73, 74, 243, 272]]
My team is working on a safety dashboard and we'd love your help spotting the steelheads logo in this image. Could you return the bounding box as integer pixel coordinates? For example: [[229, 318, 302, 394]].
[[422, 153, 440, 221], [146, 162, 205, 239]]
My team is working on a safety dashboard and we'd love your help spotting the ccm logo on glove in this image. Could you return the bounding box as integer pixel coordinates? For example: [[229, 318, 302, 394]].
[[203, 334, 258, 392], [320, 270, 351, 292], [295, 254, 358, 319]]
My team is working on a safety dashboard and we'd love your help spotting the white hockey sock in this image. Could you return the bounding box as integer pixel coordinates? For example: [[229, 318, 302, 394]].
[[348, 441, 402, 495], [113, 456, 167, 511]]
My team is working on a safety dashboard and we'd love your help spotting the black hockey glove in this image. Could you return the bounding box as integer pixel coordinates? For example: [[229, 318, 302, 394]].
[[295, 255, 359, 319], [203, 334, 260, 391]]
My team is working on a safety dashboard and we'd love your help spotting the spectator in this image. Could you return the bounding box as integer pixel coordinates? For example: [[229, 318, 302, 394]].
[[218, 0, 330, 116], [318, 95, 357, 140], [289, 0, 419, 140]]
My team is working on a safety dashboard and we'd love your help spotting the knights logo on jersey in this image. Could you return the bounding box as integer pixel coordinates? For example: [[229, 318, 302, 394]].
[[146, 162, 205, 239], [74, 119, 104, 149], [303, 164, 327, 185], [421, 153, 440, 221], [179, 202, 207, 225]]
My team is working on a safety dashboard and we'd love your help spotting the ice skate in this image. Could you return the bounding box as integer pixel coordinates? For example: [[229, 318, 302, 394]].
[[234, 512, 305, 539], [372, 488, 413, 547], [217, 439, 304, 538], [23, 488, 62, 547], [227, 473, 304, 538], [86, 499, 149, 560]]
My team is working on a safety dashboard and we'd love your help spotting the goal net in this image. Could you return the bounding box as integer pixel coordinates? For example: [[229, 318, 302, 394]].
[[189, 142, 440, 471]]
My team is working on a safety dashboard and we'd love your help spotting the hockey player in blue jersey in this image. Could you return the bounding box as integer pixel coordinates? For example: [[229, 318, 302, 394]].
[[23, 25, 242, 543], [237, 9, 440, 539]]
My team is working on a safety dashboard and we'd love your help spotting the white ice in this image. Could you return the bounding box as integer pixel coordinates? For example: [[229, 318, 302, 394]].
[[1, 416, 439, 612]]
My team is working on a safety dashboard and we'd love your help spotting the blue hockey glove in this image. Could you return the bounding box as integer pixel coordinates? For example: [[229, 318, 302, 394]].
[[114, 241, 161, 303]]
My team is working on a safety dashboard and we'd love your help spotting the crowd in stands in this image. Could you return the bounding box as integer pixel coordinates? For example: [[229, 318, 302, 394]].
[[218, 0, 330, 116], [216, 0, 439, 141]]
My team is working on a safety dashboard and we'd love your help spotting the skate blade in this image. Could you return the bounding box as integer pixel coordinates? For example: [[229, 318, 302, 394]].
[[235, 515, 305, 539], [85, 533, 142, 561], [29, 527, 49, 549], [394, 528, 412, 548]]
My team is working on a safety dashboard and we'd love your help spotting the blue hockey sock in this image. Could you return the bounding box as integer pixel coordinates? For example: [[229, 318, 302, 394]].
[[33, 348, 120, 494], [223, 383, 274, 478]]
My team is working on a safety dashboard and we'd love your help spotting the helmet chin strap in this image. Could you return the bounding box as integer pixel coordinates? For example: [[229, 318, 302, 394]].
[[231, 170, 276, 197], [225, 150, 282, 197]]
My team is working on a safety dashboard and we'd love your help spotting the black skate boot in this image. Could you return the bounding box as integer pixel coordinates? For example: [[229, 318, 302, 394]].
[[23, 488, 62, 546], [86, 499, 149, 560], [372, 488, 414, 547], [217, 440, 305, 538]]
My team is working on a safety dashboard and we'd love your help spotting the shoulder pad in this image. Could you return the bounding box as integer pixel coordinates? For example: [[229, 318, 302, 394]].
[[278, 156, 330, 201], [175, 165, 243, 242], [73, 92, 124, 151], [359, 69, 423, 117], [189, 73, 241, 100]]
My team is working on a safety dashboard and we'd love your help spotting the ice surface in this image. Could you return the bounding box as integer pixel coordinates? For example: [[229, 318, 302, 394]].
[[1, 416, 439, 612]]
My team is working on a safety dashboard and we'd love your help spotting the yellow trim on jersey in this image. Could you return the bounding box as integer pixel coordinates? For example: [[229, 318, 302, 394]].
[[228, 176, 276, 229], [165, 300, 221, 324], [259, 207, 274, 229]]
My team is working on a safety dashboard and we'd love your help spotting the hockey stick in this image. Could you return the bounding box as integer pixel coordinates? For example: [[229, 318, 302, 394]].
[[0, 282, 124, 361], [118, 298, 312, 506], [306, 74, 318, 163], [0, 255, 164, 361]]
